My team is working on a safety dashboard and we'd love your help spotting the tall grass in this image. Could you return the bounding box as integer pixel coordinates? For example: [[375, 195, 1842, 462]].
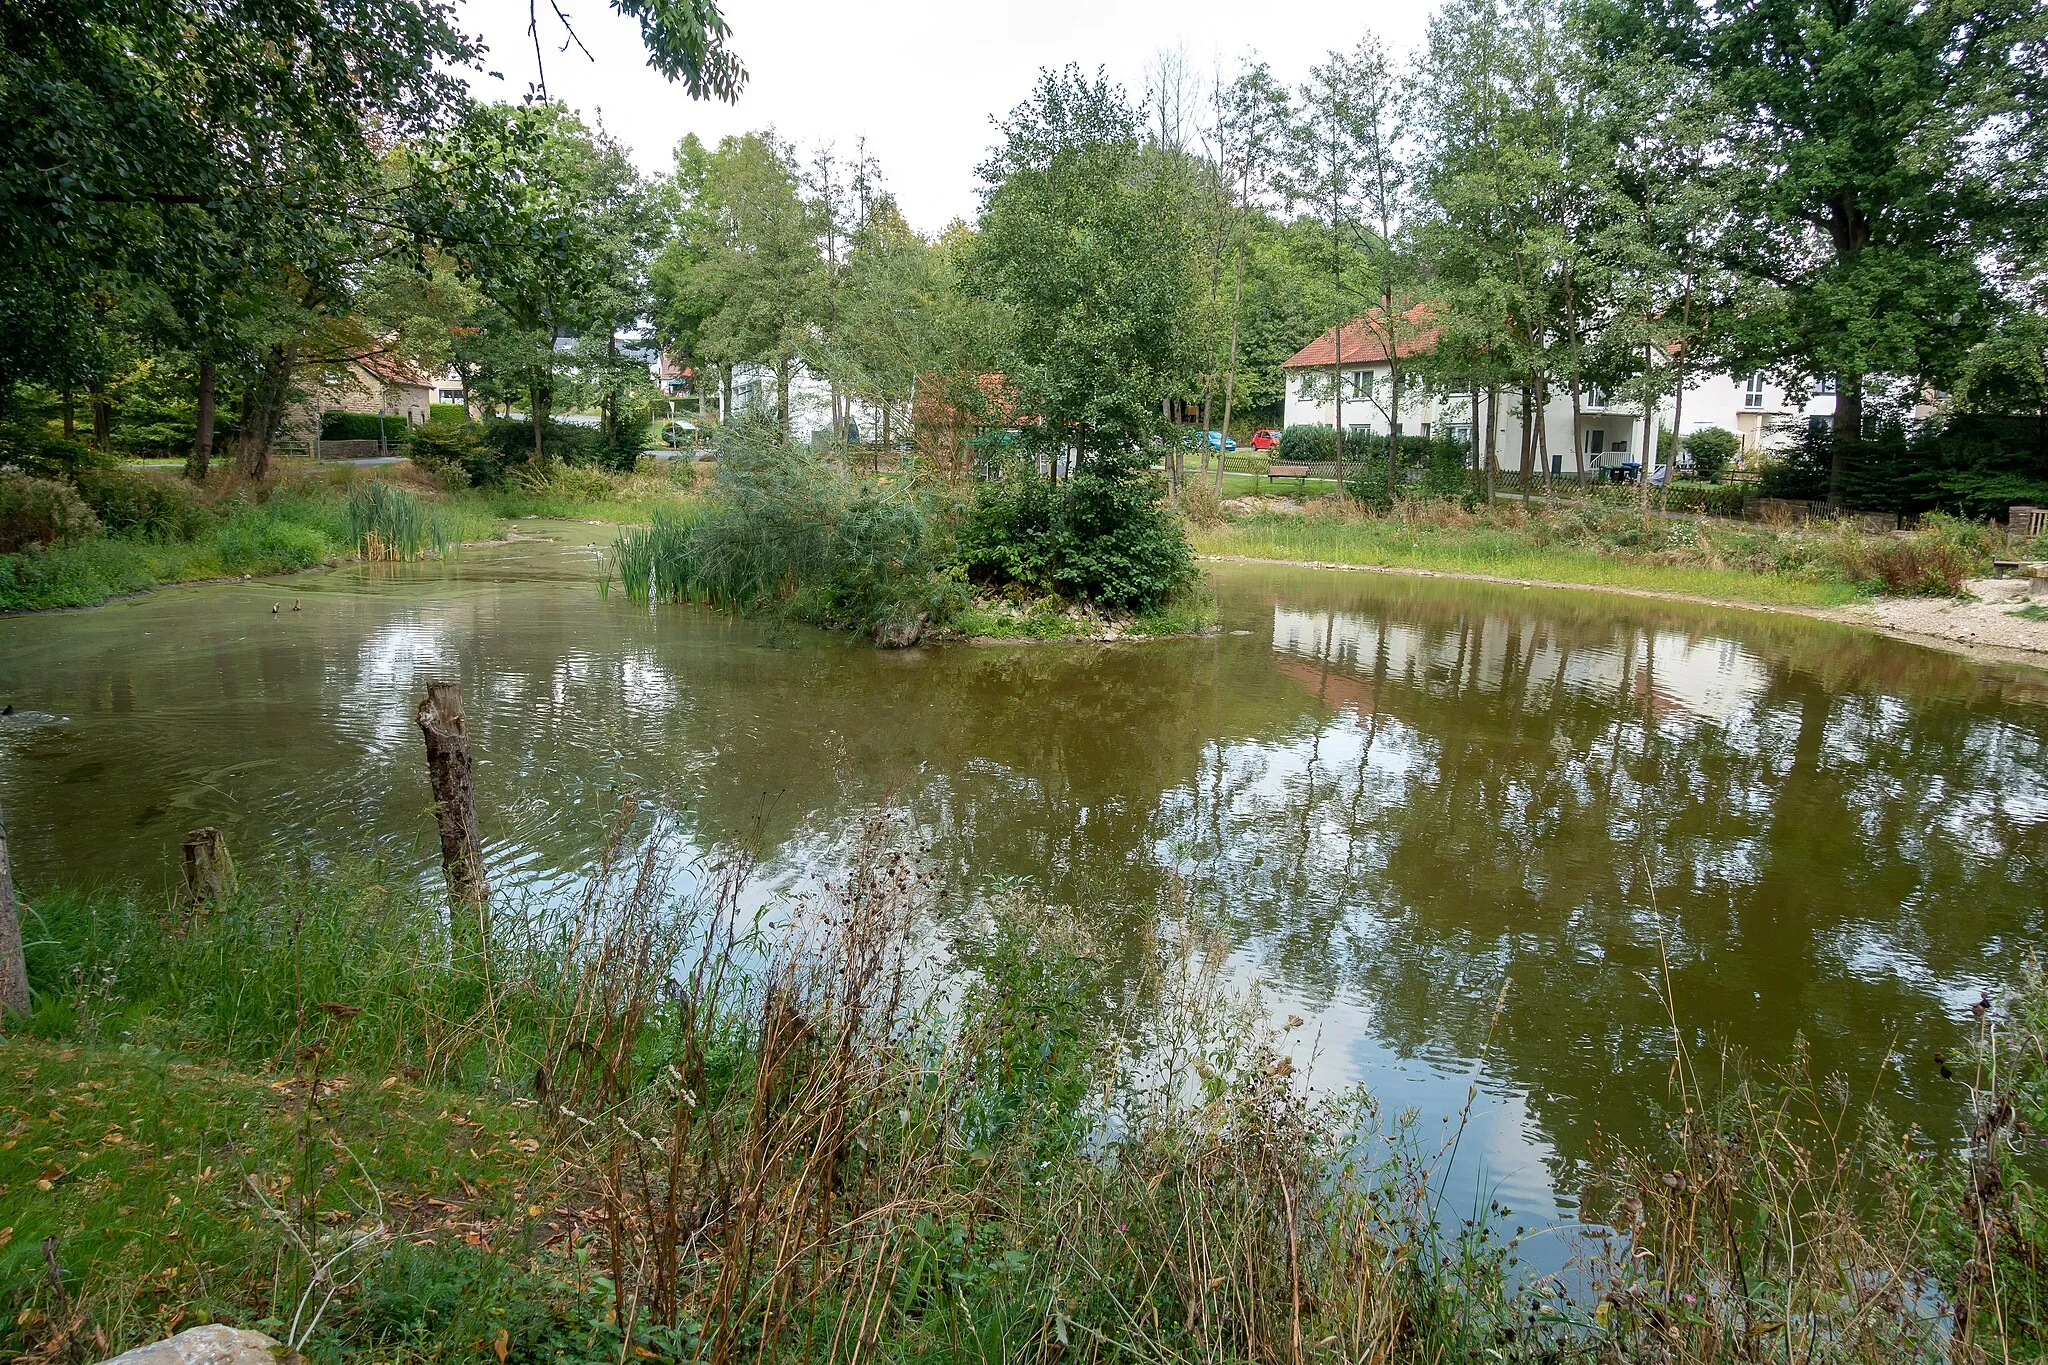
[[11, 819, 2044, 1365], [343, 481, 453, 562]]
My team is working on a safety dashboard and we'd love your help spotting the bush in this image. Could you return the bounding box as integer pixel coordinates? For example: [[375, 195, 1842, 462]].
[[1820, 511, 1997, 595], [1176, 476, 1224, 526], [70, 466, 214, 540], [212, 514, 329, 571], [477, 417, 608, 477], [961, 447, 1195, 612], [0, 422, 109, 479], [1345, 460, 1393, 511], [0, 471, 100, 552], [1684, 427, 1740, 483], [404, 419, 492, 488], [1662, 479, 1748, 518], [1420, 438, 1472, 499], [1276, 424, 1336, 465], [319, 412, 409, 443], [429, 402, 469, 425]]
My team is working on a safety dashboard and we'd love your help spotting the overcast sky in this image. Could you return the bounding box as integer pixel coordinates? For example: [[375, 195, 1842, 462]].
[[454, 0, 1437, 234]]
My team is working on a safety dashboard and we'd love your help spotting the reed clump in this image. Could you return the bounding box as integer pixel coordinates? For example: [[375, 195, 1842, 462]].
[[343, 480, 454, 562]]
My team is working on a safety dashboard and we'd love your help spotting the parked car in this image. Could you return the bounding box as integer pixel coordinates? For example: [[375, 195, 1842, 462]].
[[1181, 429, 1237, 452], [1249, 429, 1281, 451]]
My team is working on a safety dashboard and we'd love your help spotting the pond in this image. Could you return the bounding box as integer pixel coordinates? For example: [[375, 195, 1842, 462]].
[[5, 527, 2047, 1233]]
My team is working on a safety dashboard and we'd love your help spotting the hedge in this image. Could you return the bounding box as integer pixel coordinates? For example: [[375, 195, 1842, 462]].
[[320, 412, 409, 442], [429, 402, 470, 425]]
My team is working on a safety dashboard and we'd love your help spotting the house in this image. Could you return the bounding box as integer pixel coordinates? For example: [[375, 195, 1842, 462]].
[[281, 349, 437, 456], [1280, 311, 1842, 475]]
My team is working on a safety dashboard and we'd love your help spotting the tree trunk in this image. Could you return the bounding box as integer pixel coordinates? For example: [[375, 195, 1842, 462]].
[[233, 340, 297, 480], [0, 809, 28, 1019], [530, 380, 549, 470], [1536, 378, 1552, 499], [1518, 382, 1534, 487], [1332, 323, 1345, 494], [1385, 361, 1402, 507], [1569, 371, 1585, 488], [1639, 342, 1657, 519], [1217, 219, 1249, 494], [62, 389, 75, 439], [187, 359, 216, 483], [180, 827, 234, 908], [1483, 386, 1498, 506], [1829, 370, 1862, 509], [1664, 350, 1686, 520], [776, 357, 792, 442], [417, 683, 488, 934], [89, 381, 111, 450]]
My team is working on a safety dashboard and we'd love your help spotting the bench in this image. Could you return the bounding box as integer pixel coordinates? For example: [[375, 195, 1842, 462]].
[[1265, 462, 1310, 494]]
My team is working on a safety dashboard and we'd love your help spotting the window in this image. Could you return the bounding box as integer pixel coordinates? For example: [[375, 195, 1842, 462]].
[[1586, 428, 1605, 455], [1448, 423, 1472, 447], [1420, 423, 1432, 440], [1346, 370, 1372, 400], [1744, 372, 1766, 408], [1608, 437, 1629, 454], [1814, 375, 1836, 395], [437, 389, 463, 403], [1587, 386, 1608, 408], [1346, 423, 1371, 439]]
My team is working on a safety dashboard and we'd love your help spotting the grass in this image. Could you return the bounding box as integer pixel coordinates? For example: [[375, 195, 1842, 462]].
[[2012, 602, 2048, 622], [1189, 499, 2009, 609], [4, 814, 2044, 1365]]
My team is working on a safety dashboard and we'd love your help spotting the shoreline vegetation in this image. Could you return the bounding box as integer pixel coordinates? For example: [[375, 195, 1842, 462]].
[[2, 818, 2043, 1365]]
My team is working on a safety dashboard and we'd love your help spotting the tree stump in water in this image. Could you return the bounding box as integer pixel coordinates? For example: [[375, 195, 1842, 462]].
[[416, 682, 488, 933], [180, 828, 235, 908], [0, 810, 28, 1018]]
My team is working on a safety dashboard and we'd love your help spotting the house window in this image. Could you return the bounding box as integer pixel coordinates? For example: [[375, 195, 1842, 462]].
[[1609, 437, 1629, 454], [1346, 424, 1371, 439], [1448, 423, 1471, 447], [1586, 428, 1605, 455], [1814, 375, 1836, 395], [1420, 423, 1431, 439], [1587, 386, 1607, 408], [1744, 373, 1766, 408], [1346, 370, 1372, 400]]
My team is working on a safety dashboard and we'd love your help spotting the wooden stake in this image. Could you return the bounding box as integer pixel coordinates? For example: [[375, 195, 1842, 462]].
[[417, 682, 488, 929], [180, 827, 235, 908], [0, 809, 28, 1018]]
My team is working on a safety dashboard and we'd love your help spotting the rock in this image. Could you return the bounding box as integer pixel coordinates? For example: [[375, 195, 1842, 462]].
[[871, 611, 928, 649], [98, 1325, 292, 1365], [1967, 577, 2030, 603]]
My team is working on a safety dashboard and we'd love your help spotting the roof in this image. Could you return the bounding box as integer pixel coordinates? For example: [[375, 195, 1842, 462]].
[[355, 350, 432, 389], [1281, 305, 1438, 369]]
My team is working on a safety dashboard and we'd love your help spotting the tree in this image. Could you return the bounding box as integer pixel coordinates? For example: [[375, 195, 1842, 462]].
[[653, 132, 820, 439], [1587, 0, 2048, 506], [1204, 62, 1292, 491], [971, 66, 1198, 465]]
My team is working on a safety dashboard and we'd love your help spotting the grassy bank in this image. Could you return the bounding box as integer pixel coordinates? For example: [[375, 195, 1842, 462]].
[[1190, 498, 2011, 609], [4, 830, 2043, 1365]]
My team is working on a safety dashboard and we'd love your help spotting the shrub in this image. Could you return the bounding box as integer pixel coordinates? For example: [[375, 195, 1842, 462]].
[[1420, 438, 1472, 499], [1345, 460, 1393, 511], [71, 466, 214, 540], [1683, 427, 1740, 483], [404, 419, 492, 488], [0, 471, 100, 552], [1662, 479, 1748, 518], [429, 402, 469, 425], [0, 422, 109, 479], [1176, 476, 1224, 526], [1276, 424, 1336, 465], [514, 460, 617, 502], [478, 417, 607, 475], [961, 447, 1195, 612], [212, 515, 329, 571], [319, 412, 409, 443], [1820, 512, 1996, 595]]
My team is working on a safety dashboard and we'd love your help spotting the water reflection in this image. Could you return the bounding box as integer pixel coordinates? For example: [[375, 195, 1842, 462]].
[[3, 544, 2045, 1221]]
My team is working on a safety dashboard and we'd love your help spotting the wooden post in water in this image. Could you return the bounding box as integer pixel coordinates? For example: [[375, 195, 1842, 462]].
[[0, 809, 29, 1018], [180, 827, 235, 908], [416, 682, 488, 933]]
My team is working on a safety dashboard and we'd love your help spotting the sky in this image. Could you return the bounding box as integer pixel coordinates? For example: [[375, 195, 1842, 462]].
[[454, 0, 1438, 234]]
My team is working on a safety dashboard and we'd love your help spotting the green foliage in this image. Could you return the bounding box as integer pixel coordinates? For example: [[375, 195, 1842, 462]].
[[403, 417, 492, 488], [0, 422, 108, 479], [1277, 424, 1337, 464], [429, 402, 470, 424], [71, 467, 216, 540], [319, 412, 410, 442], [1346, 460, 1393, 511], [344, 480, 452, 561], [1683, 427, 1739, 483], [961, 449, 1196, 612], [1420, 436, 1473, 498], [0, 471, 99, 552], [609, 427, 961, 633], [1661, 479, 1747, 518]]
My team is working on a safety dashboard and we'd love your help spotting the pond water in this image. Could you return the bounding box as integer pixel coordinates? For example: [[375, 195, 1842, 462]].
[[5, 527, 2047, 1232]]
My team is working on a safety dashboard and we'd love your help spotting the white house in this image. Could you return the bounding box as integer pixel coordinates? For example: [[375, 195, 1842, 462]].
[[1280, 311, 1840, 476]]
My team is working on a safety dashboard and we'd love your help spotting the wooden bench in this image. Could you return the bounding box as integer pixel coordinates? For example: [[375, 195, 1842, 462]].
[[1265, 462, 1310, 494]]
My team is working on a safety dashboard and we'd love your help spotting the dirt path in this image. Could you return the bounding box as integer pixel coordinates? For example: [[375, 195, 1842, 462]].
[[1198, 553, 2048, 668]]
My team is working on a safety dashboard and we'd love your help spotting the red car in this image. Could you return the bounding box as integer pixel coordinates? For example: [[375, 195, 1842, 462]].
[[1250, 429, 1282, 451]]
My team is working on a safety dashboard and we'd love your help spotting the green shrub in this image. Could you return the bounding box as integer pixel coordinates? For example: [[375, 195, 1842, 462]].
[[0, 471, 100, 552], [319, 412, 409, 442], [1345, 460, 1393, 511], [1662, 480, 1748, 518], [429, 401, 470, 425], [961, 447, 1195, 612], [1421, 438, 1472, 498], [476, 418, 609, 479], [404, 419, 492, 488], [0, 422, 109, 479], [1276, 424, 1336, 465], [212, 514, 329, 571], [71, 466, 215, 540], [1820, 511, 1996, 594], [1684, 427, 1740, 483]]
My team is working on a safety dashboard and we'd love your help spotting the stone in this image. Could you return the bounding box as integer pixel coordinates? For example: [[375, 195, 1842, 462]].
[[98, 1325, 291, 1365], [1967, 577, 2030, 603], [871, 611, 928, 649]]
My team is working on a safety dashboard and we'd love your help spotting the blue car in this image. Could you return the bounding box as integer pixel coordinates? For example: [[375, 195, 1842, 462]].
[[1181, 429, 1237, 452]]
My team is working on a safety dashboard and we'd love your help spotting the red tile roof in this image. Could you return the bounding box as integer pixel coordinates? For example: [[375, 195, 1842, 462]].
[[356, 350, 432, 389], [1282, 305, 1438, 369]]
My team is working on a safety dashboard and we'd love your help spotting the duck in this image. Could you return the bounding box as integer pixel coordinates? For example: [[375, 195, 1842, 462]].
[[292, 599, 301, 612], [271, 602, 279, 614]]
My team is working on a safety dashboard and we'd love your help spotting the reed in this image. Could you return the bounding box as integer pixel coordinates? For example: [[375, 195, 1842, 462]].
[[344, 480, 451, 562]]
